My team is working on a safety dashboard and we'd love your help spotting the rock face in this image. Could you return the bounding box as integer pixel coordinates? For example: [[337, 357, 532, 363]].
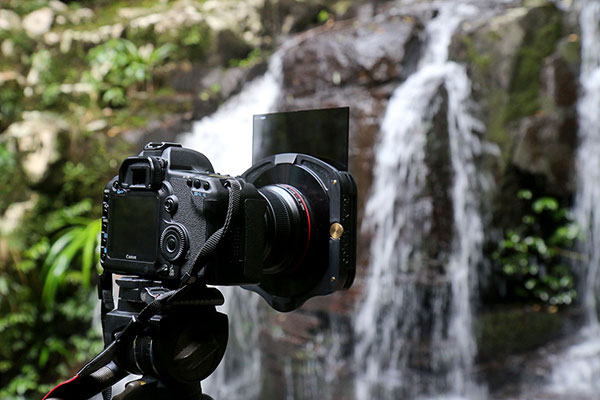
[[450, 2, 579, 198], [5, 111, 69, 185]]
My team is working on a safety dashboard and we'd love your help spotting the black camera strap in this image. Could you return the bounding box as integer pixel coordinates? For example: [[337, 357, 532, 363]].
[[181, 178, 242, 286]]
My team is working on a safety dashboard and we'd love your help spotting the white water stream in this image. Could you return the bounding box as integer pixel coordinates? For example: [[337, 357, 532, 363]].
[[354, 2, 492, 399], [545, 0, 600, 396]]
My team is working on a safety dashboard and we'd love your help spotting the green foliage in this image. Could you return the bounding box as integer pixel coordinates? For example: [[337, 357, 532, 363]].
[[0, 79, 24, 131], [156, 22, 212, 62], [2, 0, 50, 16], [492, 189, 580, 305], [228, 48, 263, 69], [0, 198, 103, 399], [86, 38, 175, 107], [41, 216, 101, 306], [0, 142, 25, 214], [317, 9, 330, 23]]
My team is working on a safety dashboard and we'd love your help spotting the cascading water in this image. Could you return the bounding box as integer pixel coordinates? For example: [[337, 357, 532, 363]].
[[354, 2, 492, 399], [544, 0, 600, 397], [177, 51, 283, 399], [572, 0, 600, 326]]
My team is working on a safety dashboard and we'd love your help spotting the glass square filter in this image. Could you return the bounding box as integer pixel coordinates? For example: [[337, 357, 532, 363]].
[[252, 107, 349, 171]]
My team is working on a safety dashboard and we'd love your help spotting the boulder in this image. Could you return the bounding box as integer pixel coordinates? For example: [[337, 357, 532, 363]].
[[5, 111, 69, 185], [281, 15, 423, 96], [22, 7, 54, 38], [0, 9, 20, 32]]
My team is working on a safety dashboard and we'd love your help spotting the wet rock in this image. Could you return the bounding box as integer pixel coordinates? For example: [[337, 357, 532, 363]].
[[167, 60, 268, 112], [512, 112, 577, 194], [423, 85, 454, 268], [216, 29, 253, 66], [451, 1, 577, 196], [281, 15, 423, 96], [4, 111, 69, 185], [22, 7, 54, 37], [0, 9, 21, 32]]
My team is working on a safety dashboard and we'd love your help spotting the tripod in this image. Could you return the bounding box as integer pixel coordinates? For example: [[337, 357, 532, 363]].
[[44, 276, 229, 400]]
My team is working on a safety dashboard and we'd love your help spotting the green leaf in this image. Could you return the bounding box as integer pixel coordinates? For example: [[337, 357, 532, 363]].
[[41, 228, 77, 278], [317, 9, 330, 23], [517, 189, 533, 200], [42, 227, 88, 306], [81, 219, 101, 287], [532, 197, 559, 213]]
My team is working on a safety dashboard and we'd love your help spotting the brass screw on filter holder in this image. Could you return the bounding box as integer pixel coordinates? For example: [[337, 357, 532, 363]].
[[330, 222, 344, 239]]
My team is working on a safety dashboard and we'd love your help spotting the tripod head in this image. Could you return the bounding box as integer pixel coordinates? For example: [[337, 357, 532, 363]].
[[103, 277, 228, 386], [43, 273, 228, 400]]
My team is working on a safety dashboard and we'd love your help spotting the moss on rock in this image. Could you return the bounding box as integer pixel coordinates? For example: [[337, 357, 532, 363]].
[[505, 4, 562, 122]]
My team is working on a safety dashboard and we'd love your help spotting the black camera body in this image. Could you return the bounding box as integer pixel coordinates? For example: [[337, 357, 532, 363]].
[[101, 141, 356, 311], [101, 142, 266, 286]]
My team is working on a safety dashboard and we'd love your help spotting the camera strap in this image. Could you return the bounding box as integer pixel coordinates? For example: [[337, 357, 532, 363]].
[[180, 178, 242, 286], [43, 286, 190, 400]]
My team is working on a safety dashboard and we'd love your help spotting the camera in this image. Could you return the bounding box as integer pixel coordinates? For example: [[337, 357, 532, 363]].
[[101, 138, 356, 311], [44, 108, 356, 400]]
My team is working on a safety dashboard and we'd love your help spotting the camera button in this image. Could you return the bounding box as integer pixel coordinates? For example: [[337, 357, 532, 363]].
[[164, 196, 178, 214]]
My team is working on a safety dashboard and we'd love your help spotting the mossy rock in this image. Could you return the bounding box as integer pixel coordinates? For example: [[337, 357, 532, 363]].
[[451, 2, 564, 159], [475, 306, 564, 362]]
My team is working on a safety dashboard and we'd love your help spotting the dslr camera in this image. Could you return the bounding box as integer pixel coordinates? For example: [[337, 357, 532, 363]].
[[44, 108, 356, 400]]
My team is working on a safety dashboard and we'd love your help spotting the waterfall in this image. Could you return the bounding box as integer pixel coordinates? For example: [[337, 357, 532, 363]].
[[354, 2, 490, 399], [177, 51, 283, 399], [573, 0, 600, 325], [545, 0, 600, 396]]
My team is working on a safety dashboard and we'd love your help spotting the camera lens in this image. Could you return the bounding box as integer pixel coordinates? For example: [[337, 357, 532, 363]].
[[259, 184, 311, 275]]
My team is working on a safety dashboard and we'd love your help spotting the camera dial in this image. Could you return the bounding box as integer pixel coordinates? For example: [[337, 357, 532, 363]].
[[160, 224, 189, 262]]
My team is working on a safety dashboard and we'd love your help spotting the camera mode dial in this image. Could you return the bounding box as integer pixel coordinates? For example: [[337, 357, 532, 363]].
[[160, 224, 189, 262]]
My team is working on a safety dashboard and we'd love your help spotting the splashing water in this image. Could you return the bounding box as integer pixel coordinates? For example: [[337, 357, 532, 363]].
[[354, 3, 491, 399], [546, 0, 600, 397]]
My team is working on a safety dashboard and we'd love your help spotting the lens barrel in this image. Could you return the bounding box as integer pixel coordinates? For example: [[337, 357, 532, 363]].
[[259, 184, 311, 275]]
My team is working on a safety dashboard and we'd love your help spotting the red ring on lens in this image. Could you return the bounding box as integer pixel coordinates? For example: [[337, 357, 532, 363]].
[[280, 184, 311, 269]]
